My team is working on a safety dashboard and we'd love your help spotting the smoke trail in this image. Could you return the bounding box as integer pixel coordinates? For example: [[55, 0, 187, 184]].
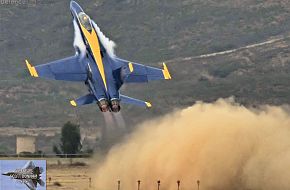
[[93, 98, 290, 190], [101, 112, 124, 149], [102, 112, 115, 131], [73, 19, 86, 58], [92, 21, 116, 57], [113, 112, 126, 129]]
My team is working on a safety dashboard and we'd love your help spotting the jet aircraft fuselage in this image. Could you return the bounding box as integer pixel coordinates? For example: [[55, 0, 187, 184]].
[[70, 1, 121, 112], [2, 161, 45, 190]]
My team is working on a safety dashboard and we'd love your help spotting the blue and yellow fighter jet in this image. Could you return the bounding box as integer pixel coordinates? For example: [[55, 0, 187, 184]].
[[25, 1, 171, 112]]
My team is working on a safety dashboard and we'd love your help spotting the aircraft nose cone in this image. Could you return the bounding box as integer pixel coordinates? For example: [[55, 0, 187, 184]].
[[70, 0, 75, 8], [2, 173, 9, 176], [70, 0, 79, 7], [70, 0, 82, 15]]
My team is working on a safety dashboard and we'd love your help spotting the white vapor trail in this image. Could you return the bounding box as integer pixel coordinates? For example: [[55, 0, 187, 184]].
[[92, 21, 116, 58], [182, 37, 286, 61], [113, 112, 126, 129], [73, 19, 87, 58]]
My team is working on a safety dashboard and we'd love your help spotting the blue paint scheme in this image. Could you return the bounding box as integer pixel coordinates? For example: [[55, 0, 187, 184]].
[[120, 95, 151, 108], [34, 56, 87, 81], [70, 1, 83, 18], [27, 1, 171, 112], [75, 94, 96, 105]]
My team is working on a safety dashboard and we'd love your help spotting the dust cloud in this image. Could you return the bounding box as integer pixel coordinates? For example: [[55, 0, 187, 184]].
[[93, 98, 290, 190]]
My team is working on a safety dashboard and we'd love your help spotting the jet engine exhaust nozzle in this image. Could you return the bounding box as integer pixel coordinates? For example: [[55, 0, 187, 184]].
[[110, 99, 120, 113], [98, 99, 109, 112]]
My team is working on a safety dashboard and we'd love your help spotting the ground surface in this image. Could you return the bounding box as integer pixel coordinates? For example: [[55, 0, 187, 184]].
[[47, 158, 98, 190], [47, 165, 92, 190]]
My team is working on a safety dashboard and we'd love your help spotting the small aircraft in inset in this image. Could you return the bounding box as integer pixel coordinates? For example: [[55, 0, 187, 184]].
[[2, 161, 45, 190], [25, 1, 171, 112]]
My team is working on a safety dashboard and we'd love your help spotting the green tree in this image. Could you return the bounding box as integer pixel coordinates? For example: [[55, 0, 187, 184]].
[[53, 122, 82, 157]]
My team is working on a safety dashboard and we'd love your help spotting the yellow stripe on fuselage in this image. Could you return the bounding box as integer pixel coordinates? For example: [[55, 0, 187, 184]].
[[80, 24, 107, 91]]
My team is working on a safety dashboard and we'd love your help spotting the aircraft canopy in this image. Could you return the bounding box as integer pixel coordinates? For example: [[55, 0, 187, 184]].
[[78, 12, 92, 31]]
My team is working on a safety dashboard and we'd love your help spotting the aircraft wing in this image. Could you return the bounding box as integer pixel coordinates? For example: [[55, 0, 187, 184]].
[[24, 179, 37, 190], [116, 58, 172, 83], [26, 55, 87, 82]]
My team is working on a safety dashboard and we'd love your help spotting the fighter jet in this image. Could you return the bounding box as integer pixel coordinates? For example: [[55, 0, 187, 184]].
[[25, 1, 171, 112], [2, 161, 45, 190]]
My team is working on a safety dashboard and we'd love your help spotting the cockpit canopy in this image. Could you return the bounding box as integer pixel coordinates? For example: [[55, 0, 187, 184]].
[[78, 12, 92, 31]]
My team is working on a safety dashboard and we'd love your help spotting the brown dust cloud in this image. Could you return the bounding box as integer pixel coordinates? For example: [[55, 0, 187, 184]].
[[93, 98, 290, 190]]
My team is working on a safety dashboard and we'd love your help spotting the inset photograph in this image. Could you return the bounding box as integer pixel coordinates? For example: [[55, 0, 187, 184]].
[[0, 160, 46, 190]]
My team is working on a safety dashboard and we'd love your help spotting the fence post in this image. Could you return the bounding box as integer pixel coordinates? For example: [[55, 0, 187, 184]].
[[157, 180, 160, 190], [197, 180, 200, 190], [118, 180, 121, 190], [137, 180, 141, 190]]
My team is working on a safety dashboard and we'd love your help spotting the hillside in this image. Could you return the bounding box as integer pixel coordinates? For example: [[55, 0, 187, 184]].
[[1, 0, 290, 130]]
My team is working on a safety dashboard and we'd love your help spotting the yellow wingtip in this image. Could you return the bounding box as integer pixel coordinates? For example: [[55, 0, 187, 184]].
[[162, 62, 172, 80], [70, 100, 77, 107], [145, 102, 152, 108], [25, 59, 38, 77], [128, 62, 134, 73]]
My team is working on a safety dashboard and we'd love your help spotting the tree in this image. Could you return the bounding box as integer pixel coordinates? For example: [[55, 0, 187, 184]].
[[53, 122, 82, 157]]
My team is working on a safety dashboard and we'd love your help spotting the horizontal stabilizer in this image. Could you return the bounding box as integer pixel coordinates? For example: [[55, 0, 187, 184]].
[[120, 95, 152, 108], [70, 94, 96, 107]]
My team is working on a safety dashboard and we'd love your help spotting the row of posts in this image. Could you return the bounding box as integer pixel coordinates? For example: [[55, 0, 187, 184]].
[[117, 180, 200, 190], [49, 177, 200, 190]]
